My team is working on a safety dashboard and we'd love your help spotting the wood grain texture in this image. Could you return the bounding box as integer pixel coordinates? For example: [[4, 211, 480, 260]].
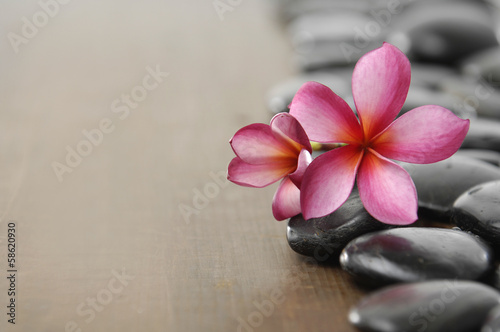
[[0, 1, 364, 331]]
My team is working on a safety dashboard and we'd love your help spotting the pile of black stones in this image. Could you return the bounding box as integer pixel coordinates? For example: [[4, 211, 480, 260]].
[[269, 0, 500, 331]]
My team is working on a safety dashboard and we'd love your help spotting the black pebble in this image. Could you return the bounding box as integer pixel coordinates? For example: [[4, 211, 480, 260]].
[[350, 280, 500, 332], [340, 227, 493, 286], [401, 155, 500, 218], [287, 190, 387, 262], [452, 180, 500, 246]]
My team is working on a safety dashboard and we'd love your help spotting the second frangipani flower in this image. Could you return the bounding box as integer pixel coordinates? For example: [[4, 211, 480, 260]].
[[289, 43, 470, 225], [228, 113, 312, 220]]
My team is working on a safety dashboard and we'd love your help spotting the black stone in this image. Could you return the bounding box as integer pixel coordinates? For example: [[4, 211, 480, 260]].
[[340, 227, 493, 286], [350, 280, 500, 332], [388, 1, 498, 64], [481, 305, 500, 332], [277, 0, 372, 23], [461, 46, 500, 89], [461, 118, 500, 152], [455, 149, 500, 167], [490, 265, 500, 290], [410, 63, 458, 89], [288, 12, 383, 70], [401, 155, 500, 218], [287, 190, 387, 262], [438, 76, 500, 120], [400, 85, 471, 118], [452, 180, 500, 246]]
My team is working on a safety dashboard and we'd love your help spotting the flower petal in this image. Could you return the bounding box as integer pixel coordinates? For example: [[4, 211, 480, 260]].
[[352, 43, 411, 139], [357, 150, 418, 225], [270, 113, 312, 153], [289, 149, 312, 189], [230, 123, 296, 164], [300, 145, 363, 219], [272, 177, 301, 221], [227, 157, 294, 188], [289, 81, 362, 144], [371, 105, 470, 164]]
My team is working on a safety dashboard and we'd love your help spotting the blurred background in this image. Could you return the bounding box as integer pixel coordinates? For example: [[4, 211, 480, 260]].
[[1, 0, 500, 331]]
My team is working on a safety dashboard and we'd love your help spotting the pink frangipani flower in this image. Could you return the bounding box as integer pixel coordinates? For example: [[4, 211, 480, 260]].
[[289, 43, 470, 225], [227, 113, 312, 220]]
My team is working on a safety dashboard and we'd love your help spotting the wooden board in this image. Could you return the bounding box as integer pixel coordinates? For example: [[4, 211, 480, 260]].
[[0, 1, 364, 331]]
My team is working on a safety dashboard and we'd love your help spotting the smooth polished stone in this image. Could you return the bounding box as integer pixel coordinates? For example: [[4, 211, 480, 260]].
[[490, 265, 500, 290], [438, 76, 500, 119], [288, 12, 383, 70], [455, 149, 500, 167], [401, 155, 500, 218], [410, 63, 458, 89], [294, 41, 381, 71], [278, 0, 372, 23], [481, 305, 500, 332], [340, 227, 493, 286], [389, 1, 498, 64], [266, 70, 352, 114], [350, 280, 500, 332], [461, 46, 500, 88], [287, 190, 387, 262], [462, 118, 500, 152], [452, 180, 500, 246], [485, 0, 500, 7], [400, 85, 472, 118]]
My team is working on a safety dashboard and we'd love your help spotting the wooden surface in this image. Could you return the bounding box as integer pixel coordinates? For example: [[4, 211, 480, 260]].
[[0, 1, 365, 331]]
